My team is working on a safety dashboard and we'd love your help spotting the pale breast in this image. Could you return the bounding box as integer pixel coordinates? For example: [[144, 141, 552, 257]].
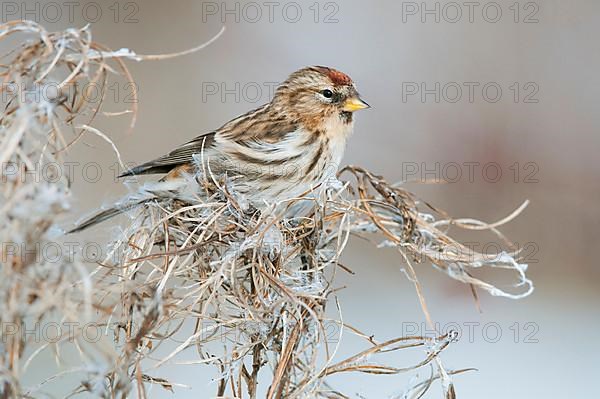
[[211, 115, 354, 207]]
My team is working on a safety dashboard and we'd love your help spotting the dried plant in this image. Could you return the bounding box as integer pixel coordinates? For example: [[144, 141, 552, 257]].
[[0, 20, 532, 399]]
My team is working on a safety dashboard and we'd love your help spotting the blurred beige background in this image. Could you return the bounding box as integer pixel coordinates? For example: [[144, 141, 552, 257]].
[[6, 0, 599, 397]]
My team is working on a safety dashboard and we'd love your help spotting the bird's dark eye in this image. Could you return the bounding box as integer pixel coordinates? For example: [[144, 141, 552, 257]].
[[322, 89, 333, 98]]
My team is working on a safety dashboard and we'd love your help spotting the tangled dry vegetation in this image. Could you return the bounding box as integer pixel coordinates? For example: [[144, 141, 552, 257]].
[[0, 21, 533, 398]]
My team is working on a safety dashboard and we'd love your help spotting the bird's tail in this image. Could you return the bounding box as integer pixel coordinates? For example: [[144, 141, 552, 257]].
[[118, 163, 174, 178], [67, 199, 148, 233]]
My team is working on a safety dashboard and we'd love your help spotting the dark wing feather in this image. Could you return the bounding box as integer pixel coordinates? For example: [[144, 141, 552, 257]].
[[119, 102, 295, 178], [119, 132, 216, 177]]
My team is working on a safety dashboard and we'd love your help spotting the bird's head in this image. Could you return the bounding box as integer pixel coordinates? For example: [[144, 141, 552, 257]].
[[273, 66, 369, 129]]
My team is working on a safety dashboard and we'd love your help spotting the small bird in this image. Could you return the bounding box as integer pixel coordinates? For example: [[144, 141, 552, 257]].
[[70, 66, 369, 232]]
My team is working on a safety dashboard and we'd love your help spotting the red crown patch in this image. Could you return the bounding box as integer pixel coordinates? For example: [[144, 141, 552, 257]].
[[326, 69, 352, 86], [315, 66, 352, 86]]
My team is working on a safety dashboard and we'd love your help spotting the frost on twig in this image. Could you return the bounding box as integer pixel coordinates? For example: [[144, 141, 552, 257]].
[[0, 21, 532, 398], [0, 21, 113, 397], [95, 160, 531, 397], [0, 20, 223, 398]]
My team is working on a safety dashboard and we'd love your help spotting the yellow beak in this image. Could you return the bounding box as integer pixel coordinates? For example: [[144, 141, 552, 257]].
[[342, 97, 370, 112]]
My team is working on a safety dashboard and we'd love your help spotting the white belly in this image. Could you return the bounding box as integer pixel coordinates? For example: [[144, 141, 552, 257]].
[[212, 115, 354, 210]]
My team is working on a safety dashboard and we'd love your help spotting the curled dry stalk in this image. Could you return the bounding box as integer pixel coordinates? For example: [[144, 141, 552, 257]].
[[0, 20, 139, 398], [0, 19, 222, 398], [0, 21, 532, 398]]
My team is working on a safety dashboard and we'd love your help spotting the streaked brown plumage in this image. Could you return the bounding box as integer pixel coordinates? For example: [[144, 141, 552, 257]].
[[69, 66, 368, 232], [120, 66, 369, 205]]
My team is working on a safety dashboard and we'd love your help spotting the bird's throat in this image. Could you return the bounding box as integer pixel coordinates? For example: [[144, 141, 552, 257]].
[[340, 111, 353, 124]]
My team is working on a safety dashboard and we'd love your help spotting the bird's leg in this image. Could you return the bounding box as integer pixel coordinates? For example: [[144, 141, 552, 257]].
[[299, 228, 318, 284], [300, 252, 312, 271]]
